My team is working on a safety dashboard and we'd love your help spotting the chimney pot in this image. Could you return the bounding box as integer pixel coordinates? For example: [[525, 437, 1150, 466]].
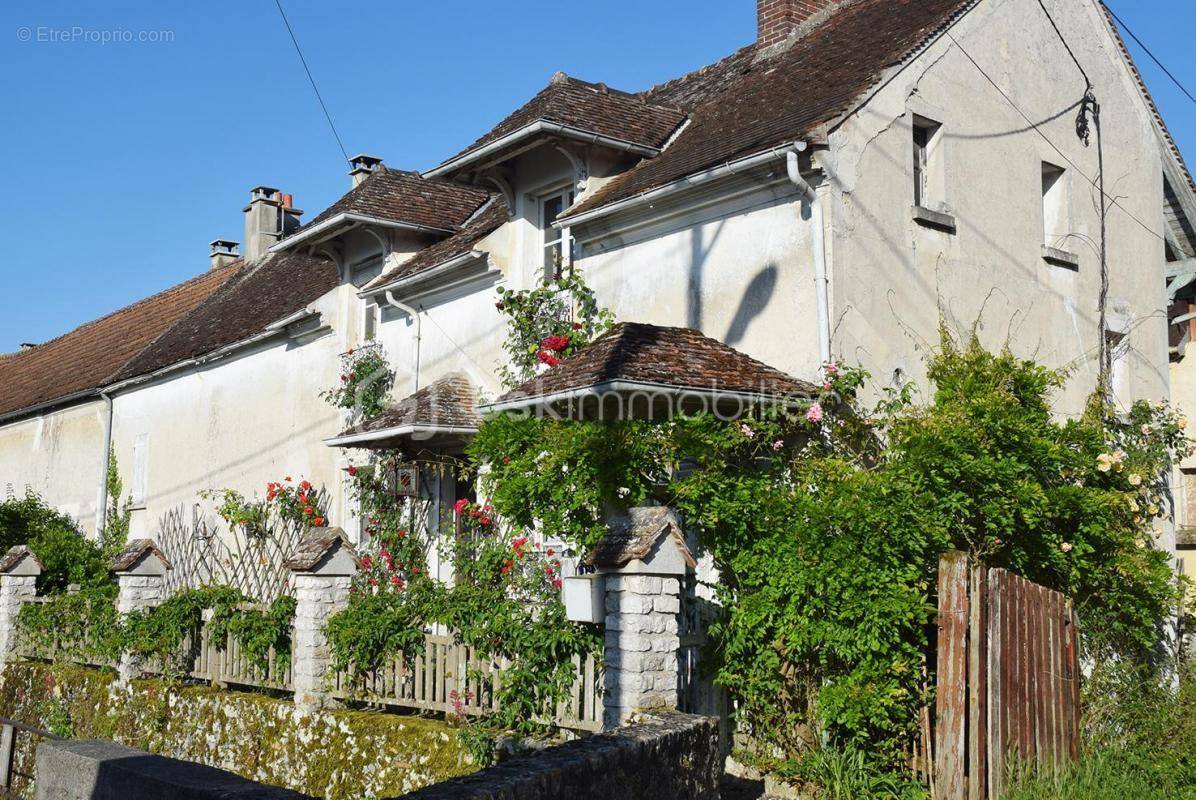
[[209, 239, 240, 270], [757, 0, 833, 48], [348, 154, 383, 187]]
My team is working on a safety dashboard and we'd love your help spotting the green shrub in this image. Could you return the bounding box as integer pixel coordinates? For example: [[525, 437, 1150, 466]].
[[0, 490, 110, 593]]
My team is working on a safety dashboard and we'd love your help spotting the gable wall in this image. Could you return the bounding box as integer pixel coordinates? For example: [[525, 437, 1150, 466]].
[[828, 0, 1169, 416]]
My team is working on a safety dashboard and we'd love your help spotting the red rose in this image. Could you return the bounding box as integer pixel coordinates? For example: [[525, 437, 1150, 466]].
[[361, 555, 373, 568], [313, 516, 325, 526], [573, 322, 582, 330], [546, 548, 554, 556], [347, 465, 357, 476], [304, 506, 314, 516]]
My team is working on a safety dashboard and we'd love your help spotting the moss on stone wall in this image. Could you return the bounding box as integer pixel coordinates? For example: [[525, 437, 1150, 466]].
[[0, 661, 474, 799]]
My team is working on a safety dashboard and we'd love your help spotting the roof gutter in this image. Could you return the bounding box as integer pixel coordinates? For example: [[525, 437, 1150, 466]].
[[423, 120, 661, 180], [478, 379, 813, 416], [0, 388, 100, 428], [102, 326, 284, 395], [362, 250, 486, 297], [270, 212, 455, 254], [323, 423, 479, 447], [554, 142, 811, 229]]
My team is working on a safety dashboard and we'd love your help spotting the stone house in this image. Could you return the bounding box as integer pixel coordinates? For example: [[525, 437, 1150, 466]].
[[1, 0, 1194, 578]]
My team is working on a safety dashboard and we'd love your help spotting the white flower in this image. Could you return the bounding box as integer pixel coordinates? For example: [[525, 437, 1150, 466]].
[[1060, 542, 1073, 553], [1179, 417, 1188, 431], [772, 439, 785, 451], [1128, 473, 1142, 486], [740, 423, 755, 438], [1096, 453, 1114, 472], [616, 486, 630, 498], [1141, 424, 1152, 435]]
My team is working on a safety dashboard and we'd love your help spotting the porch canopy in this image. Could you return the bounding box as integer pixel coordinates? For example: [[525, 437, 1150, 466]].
[[478, 322, 816, 421], [324, 371, 480, 450]]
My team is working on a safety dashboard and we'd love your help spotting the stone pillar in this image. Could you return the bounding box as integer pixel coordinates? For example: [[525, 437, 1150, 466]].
[[0, 546, 42, 666], [602, 573, 682, 730], [110, 540, 171, 685], [285, 528, 358, 709]]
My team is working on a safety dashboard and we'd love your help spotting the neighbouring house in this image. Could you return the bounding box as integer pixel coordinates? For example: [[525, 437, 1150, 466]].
[[2, 0, 1195, 578]]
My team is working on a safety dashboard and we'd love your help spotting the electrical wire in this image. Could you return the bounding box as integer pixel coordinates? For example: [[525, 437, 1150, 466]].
[[943, 29, 1165, 247], [273, 0, 349, 163], [1104, 3, 1196, 107]]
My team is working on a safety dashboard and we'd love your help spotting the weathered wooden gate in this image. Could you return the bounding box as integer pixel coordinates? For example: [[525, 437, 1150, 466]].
[[935, 551, 1080, 800]]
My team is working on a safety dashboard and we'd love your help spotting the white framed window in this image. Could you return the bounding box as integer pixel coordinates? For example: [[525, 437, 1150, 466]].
[[539, 187, 574, 280], [912, 115, 941, 208], [1041, 162, 1068, 248], [362, 299, 379, 342]]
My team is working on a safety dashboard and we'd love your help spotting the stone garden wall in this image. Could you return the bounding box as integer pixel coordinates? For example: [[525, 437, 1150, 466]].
[[1, 661, 473, 799], [34, 710, 720, 800]]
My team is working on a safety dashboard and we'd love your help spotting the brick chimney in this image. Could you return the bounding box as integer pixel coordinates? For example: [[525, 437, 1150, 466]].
[[243, 187, 302, 262], [209, 239, 240, 270], [757, 0, 831, 47], [348, 154, 383, 187]]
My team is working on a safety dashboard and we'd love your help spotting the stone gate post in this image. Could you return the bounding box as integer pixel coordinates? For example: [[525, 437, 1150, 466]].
[[586, 507, 695, 730], [284, 527, 358, 709], [0, 546, 42, 666], [110, 539, 172, 685]]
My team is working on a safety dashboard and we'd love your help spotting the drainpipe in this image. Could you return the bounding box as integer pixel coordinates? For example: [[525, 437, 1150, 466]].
[[95, 391, 113, 541], [786, 146, 831, 366], [384, 291, 421, 393]]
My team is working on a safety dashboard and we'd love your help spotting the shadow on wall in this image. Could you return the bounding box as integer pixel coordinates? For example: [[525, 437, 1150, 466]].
[[724, 265, 778, 347]]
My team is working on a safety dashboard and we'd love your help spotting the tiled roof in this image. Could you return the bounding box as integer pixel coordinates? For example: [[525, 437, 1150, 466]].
[[292, 166, 490, 236], [491, 322, 817, 405], [437, 74, 687, 171], [569, 0, 974, 217], [337, 372, 481, 438], [113, 249, 338, 383], [368, 197, 507, 290], [0, 266, 236, 419]]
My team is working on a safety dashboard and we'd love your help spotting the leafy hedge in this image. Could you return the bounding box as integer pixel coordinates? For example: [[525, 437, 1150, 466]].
[[0, 491, 110, 593], [468, 332, 1188, 767]]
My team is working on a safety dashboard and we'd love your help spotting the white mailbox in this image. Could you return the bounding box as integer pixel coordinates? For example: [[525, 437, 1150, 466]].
[[562, 574, 605, 624]]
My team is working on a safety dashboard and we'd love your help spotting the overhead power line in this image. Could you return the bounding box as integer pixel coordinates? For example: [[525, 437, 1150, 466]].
[[943, 29, 1164, 247], [273, 0, 349, 162], [1105, 3, 1196, 108]]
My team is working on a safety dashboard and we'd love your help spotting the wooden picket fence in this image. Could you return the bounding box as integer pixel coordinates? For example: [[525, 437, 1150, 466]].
[[329, 633, 603, 733], [935, 551, 1080, 800], [182, 614, 293, 691]]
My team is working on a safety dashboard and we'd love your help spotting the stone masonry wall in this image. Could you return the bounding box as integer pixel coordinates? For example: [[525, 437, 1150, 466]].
[[397, 711, 721, 800]]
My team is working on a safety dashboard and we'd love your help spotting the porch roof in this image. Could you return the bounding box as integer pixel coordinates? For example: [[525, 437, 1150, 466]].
[[324, 371, 481, 449], [480, 322, 816, 418]]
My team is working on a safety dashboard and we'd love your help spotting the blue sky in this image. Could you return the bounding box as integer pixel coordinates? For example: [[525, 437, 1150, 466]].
[[0, 1, 1192, 352]]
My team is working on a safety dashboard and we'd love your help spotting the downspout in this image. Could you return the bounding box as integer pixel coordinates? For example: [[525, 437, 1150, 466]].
[[95, 391, 113, 541], [384, 291, 421, 393], [786, 147, 831, 365]]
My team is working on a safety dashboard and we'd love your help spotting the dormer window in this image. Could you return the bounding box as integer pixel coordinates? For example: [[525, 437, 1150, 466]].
[[540, 187, 574, 279]]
